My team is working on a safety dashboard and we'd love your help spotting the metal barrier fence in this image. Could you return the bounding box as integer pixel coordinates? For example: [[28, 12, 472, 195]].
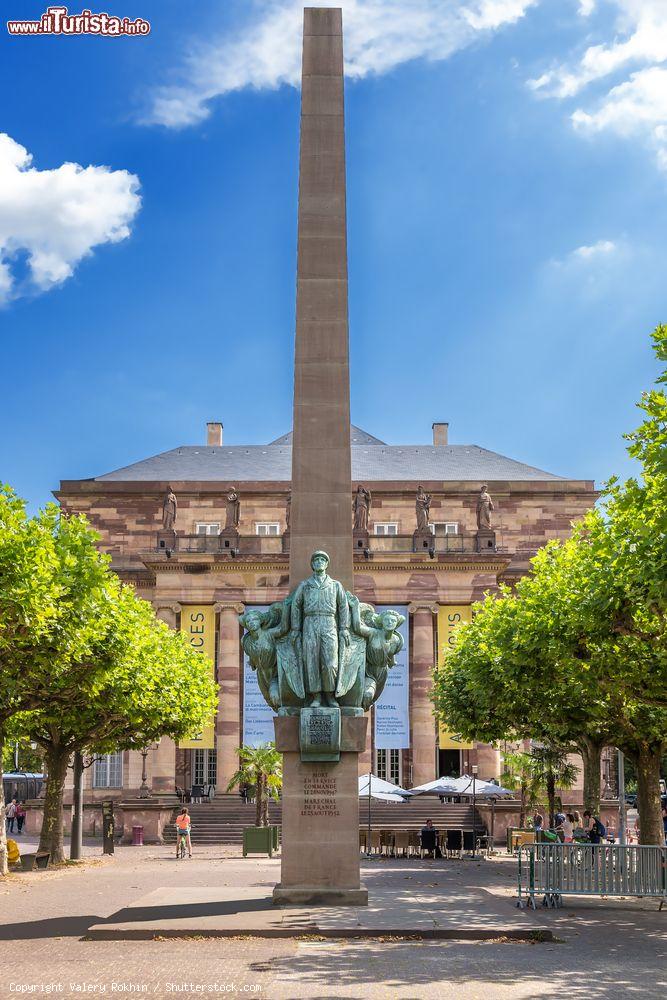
[[517, 843, 667, 909]]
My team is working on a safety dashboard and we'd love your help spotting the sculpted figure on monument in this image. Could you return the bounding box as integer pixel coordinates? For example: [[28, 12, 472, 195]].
[[225, 487, 240, 530], [162, 486, 177, 531], [239, 552, 404, 716], [476, 484, 494, 530], [353, 486, 371, 532], [415, 485, 432, 532], [290, 551, 350, 708], [347, 597, 405, 710], [285, 491, 291, 531]]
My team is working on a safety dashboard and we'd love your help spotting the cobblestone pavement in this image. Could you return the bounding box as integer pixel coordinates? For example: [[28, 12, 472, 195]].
[[1, 837, 664, 999]]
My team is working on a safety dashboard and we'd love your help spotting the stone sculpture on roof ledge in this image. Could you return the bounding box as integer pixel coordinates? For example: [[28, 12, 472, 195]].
[[240, 551, 404, 760]]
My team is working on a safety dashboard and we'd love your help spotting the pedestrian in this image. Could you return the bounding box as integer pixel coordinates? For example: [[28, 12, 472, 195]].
[[562, 813, 575, 843], [583, 810, 606, 844], [6, 798, 17, 834], [15, 802, 26, 834], [662, 803, 667, 845], [175, 806, 192, 858], [240, 784, 248, 805], [532, 813, 544, 833]]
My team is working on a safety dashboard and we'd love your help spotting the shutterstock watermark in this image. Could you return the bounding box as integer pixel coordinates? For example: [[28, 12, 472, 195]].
[[7, 6, 150, 36]]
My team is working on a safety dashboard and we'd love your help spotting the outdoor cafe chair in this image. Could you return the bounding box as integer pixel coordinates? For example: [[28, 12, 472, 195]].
[[407, 832, 420, 858], [380, 830, 394, 856], [446, 829, 463, 858], [393, 831, 410, 858]]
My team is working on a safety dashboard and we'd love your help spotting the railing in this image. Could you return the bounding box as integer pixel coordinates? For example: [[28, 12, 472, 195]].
[[517, 843, 667, 909], [154, 532, 494, 556]]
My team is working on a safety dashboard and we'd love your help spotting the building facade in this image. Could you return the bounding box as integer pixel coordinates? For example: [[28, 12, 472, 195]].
[[57, 420, 596, 801]]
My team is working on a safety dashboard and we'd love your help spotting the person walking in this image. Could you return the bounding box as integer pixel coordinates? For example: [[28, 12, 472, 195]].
[[15, 802, 26, 834], [175, 806, 192, 858], [6, 798, 17, 834]]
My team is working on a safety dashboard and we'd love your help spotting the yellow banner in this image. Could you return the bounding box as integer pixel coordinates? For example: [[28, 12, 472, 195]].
[[437, 605, 473, 751], [179, 605, 216, 749]]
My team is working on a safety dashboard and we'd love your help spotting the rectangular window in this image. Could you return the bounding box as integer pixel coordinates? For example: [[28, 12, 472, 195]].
[[256, 523, 280, 536], [431, 522, 459, 535], [374, 523, 398, 536], [195, 523, 220, 535], [93, 752, 123, 788], [193, 749, 217, 787], [376, 749, 402, 785]]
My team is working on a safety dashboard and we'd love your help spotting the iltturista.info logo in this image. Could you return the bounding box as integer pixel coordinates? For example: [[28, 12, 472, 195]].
[[7, 6, 150, 36]]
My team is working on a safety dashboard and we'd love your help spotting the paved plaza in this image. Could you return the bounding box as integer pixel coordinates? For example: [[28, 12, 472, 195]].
[[0, 838, 664, 999]]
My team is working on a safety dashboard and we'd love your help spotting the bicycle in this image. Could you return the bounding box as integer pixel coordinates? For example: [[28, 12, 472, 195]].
[[176, 830, 192, 861]]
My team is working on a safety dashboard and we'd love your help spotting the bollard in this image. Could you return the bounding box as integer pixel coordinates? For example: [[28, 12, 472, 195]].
[[132, 825, 144, 847]]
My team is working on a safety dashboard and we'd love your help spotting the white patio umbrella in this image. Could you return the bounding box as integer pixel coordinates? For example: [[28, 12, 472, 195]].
[[358, 773, 409, 802], [406, 774, 514, 797]]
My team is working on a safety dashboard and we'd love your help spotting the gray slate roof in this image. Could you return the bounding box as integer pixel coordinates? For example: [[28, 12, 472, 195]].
[[94, 426, 565, 483]]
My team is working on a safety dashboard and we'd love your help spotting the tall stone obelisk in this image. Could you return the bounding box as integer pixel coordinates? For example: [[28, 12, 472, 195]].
[[289, 5, 353, 593], [272, 8, 368, 908]]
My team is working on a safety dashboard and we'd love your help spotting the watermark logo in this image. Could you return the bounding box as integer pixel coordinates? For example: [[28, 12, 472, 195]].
[[7, 6, 150, 36]]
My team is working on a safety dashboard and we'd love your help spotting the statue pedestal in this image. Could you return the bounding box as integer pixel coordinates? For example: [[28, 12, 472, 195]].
[[475, 529, 496, 552], [412, 530, 433, 553], [272, 715, 368, 906]]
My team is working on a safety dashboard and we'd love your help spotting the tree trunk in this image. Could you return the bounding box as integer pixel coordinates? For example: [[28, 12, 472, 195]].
[[635, 745, 664, 846], [38, 746, 70, 863], [261, 782, 269, 828], [546, 771, 556, 827], [255, 770, 262, 828], [579, 739, 602, 814], [0, 730, 8, 876]]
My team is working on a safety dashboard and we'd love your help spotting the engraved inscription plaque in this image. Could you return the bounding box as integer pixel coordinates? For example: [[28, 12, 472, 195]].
[[299, 706, 341, 761]]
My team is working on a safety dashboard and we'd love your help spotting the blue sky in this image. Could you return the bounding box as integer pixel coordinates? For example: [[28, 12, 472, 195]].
[[1, 0, 665, 510]]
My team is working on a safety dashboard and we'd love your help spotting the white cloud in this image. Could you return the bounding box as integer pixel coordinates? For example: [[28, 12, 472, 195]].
[[572, 239, 617, 258], [529, 2, 667, 169], [0, 134, 141, 304], [545, 238, 626, 299], [578, 0, 596, 15], [146, 0, 539, 128]]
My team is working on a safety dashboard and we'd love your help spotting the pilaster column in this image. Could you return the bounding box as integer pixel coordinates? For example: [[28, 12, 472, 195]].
[[409, 603, 438, 787], [152, 603, 181, 794], [216, 602, 244, 792]]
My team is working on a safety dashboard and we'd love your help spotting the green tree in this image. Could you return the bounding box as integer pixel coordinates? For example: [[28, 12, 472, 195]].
[[14, 583, 217, 863], [1, 738, 43, 775], [0, 488, 112, 874], [500, 750, 542, 829], [227, 743, 283, 828], [434, 325, 667, 844], [529, 744, 579, 826]]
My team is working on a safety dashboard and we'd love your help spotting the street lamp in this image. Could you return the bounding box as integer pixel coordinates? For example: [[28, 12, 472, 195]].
[[471, 765, 478, 859], [139, 747, 152, 799]]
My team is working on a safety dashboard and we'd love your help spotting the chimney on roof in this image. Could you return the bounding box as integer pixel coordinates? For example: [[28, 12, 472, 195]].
[[432, 422, 449, 446], [207, 422, 223, 447]]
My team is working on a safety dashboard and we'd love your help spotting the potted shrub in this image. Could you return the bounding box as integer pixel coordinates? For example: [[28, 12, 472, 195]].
[[227, 743, 282, 856]]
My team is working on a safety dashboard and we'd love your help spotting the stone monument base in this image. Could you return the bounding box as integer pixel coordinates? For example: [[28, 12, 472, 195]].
[[273, 885, 368, 906], [273, 715, 368, 907]]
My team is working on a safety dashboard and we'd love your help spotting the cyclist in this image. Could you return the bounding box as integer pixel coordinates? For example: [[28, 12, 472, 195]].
[[175, 806, 192, 859]]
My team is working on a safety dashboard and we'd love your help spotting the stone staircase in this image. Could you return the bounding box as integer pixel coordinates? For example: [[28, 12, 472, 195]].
[[163, 795, 483, 845]]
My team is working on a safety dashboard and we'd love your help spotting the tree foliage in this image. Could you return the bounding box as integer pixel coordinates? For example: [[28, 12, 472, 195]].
[[0, 488, 217, 869], [227, 743, 283, 828], [433, 326, 667, 844]]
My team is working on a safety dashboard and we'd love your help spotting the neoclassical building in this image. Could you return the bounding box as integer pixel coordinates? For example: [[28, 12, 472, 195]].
[[57, 420, 596, 801]]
